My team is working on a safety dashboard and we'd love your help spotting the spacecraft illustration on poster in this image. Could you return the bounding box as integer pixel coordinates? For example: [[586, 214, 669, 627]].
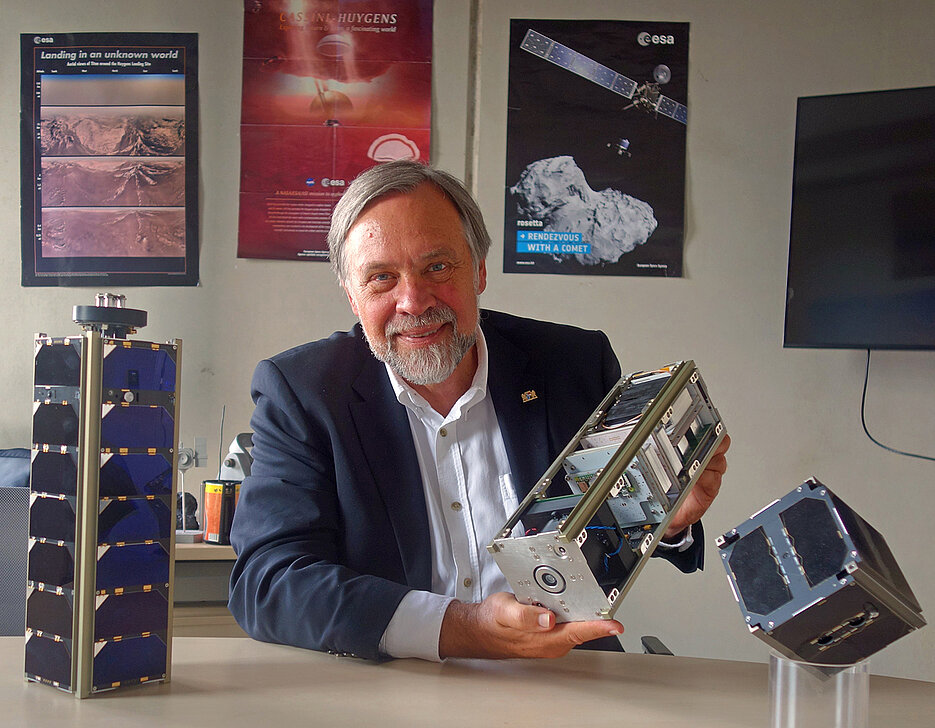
[[504, 20, 689, 277], [20, 33, 199, 287], [237, 0, 433, 261]]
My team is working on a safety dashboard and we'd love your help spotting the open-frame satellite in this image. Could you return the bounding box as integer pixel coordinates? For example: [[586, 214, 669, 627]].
[[488, 361, 724, 624]]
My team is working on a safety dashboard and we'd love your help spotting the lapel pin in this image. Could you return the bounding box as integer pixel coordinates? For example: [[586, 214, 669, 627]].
[[521, 390, 538, 403]]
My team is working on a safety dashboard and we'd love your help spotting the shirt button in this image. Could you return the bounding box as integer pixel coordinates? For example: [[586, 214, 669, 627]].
[[463, 578, 473, 588], [450, 501, 462, 511], [439, 427, 448, 437]]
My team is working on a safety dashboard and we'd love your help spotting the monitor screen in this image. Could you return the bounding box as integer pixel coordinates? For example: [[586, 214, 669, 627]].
[[784, 85, 935, 350]]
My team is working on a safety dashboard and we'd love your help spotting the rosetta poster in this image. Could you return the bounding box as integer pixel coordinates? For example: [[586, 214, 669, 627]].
[[237, 0, 433, 261], [504, 20, 689, 277], [20, 33, 199, 287]]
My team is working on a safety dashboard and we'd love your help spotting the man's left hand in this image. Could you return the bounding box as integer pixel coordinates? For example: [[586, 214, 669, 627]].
[[664, 433, 731, 539]]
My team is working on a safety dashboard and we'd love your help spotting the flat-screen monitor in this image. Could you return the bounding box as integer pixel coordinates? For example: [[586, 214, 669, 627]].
[[784, 85, 935, 350]]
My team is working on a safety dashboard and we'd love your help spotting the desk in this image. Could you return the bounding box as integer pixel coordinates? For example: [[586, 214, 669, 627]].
[[2, 637, 933, 727], [173, 542, 244, 637], [174, 542, 236, 601], [176, 542, 237, 560]]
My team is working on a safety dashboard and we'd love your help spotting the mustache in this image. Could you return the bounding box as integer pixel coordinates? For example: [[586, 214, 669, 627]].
[[384, 306, 458, 337]]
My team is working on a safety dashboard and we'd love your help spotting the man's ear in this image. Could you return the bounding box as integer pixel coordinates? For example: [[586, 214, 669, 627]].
[[344, 285, 360, 317], [476, 258, 488, 295]]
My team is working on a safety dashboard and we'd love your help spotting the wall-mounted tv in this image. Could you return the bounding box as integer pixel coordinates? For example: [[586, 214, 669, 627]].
[[784, 85, 935, 350]]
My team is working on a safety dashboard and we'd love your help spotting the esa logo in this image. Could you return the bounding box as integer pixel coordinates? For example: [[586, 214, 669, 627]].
[[34, 36, 55, 44], [322, 178, 346, 188], [637, 32, 675, 46]]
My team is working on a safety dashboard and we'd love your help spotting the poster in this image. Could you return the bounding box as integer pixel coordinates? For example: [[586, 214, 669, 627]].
[[20, 33, 199, 287], [504, 20, 689, 277], [237, 0, 433, 260]]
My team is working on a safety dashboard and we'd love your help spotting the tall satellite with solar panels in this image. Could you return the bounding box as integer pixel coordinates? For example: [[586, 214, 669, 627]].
[[25, 295, 180, 698]]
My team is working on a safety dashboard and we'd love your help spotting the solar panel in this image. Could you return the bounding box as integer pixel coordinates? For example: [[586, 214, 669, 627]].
[[657, 95, 688, 124], [521, 29, 637, 99]]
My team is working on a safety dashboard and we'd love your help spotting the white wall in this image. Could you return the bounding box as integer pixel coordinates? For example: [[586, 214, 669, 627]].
[[1, 0, 933, 681]]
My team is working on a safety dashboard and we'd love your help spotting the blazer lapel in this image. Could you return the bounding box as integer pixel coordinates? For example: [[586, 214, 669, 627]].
[[349, 351, 432, 591], [483, 317, 552, 501]]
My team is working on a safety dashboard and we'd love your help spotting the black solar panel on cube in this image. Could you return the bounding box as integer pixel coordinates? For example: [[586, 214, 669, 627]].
[[102, 345, 176, 392], [28, 541, 75, 590], [96, 542, 169, 592], [32, 404, 80, 447], [94, 588, 168, 641], [26, 588, 74, 639], [25, 633, 73, 689], [780, 497, 848, 588], [99, 406, 176, 450], [92, 634, 167, 690], [29, 495, 77, 542], [34, 340, 82, 387], [31, 452, 78, 496], [727, 526, 793, 615], [99, 453, 173, 497], [97, 496, 172, 543]]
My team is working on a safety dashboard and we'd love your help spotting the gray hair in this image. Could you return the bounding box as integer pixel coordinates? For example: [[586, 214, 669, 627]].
[[328, 160, 491, 283]]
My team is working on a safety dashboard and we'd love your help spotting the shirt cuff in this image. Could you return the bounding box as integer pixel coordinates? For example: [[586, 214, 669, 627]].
[[379, 590, 455, 661], [656, 523, 695, 552]]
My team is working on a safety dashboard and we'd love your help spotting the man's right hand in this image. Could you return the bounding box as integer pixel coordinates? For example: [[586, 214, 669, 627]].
[[437, 592, 623, 659]]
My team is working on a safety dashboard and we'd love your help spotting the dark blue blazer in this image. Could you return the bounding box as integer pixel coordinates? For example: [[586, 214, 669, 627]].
[[228, 310, 702, 659]]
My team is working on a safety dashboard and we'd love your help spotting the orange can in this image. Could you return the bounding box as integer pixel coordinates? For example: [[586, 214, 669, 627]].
[[202, 480, 240, 545]]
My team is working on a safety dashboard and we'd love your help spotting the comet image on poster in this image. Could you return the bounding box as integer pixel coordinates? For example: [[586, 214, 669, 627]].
[[504, 20, 689, 277], [20, 33, 199, 286], [238, 0, 433, 260]]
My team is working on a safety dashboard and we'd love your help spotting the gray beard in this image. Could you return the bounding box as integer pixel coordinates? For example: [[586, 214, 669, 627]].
[[366, 306, 477, 386]]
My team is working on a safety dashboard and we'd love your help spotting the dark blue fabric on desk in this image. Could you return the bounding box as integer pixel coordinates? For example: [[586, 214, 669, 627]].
[[0, 448, 29, 488]]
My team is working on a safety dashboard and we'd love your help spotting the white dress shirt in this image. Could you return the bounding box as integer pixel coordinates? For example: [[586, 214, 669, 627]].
[[378, 329, 522, 660], [376, 330, 693, 660]]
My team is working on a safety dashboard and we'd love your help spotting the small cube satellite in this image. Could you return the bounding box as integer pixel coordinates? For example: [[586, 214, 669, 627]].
[[717, 478, 925, 665]]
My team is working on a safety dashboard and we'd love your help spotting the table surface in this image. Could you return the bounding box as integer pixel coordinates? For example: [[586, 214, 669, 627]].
[[175, 542, 236, 561], [3, 637, 933, 727]]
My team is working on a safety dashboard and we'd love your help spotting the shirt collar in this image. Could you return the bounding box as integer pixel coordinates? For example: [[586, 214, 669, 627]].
[[386, 326, 489, 416]]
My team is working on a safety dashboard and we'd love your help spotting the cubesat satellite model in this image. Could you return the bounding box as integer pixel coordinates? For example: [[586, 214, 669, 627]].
[[717, 479, 925, 665], [26, 294, 181, 697], [489, 361, 725, 624]]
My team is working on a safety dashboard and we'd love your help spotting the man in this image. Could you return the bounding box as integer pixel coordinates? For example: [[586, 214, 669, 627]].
[[229, 160, 729, 661]]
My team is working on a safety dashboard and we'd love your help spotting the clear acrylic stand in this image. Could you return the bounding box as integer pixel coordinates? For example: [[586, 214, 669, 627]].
[[769, 652, 869, 728]]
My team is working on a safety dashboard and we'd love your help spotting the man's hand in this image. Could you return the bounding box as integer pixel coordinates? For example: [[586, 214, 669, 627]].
[[438, 592, 623, 659], [665, 433, 731, 539]]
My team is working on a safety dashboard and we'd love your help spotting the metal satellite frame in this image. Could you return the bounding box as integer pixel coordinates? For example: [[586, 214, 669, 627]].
[[488, 361, 725, 624]]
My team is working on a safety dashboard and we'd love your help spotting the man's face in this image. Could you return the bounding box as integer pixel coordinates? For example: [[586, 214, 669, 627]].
[[342, 182, 487, 386]]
